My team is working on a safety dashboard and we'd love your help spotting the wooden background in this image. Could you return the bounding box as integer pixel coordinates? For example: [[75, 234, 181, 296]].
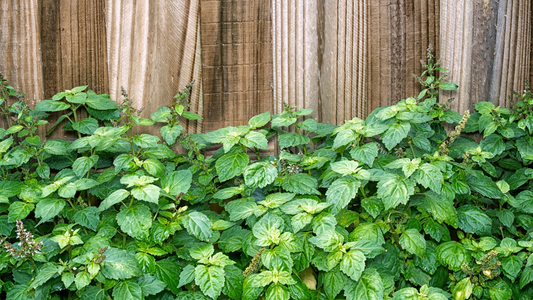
[[1, 0, 532, 138]]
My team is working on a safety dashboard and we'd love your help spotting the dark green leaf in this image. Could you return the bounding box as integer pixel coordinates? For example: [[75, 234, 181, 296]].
[[112, 280, 143, 300], [457, 205, 492, 235], [35, 198, 65, 225], [435, 241, 469, 272], [216, 152, 249, 182]]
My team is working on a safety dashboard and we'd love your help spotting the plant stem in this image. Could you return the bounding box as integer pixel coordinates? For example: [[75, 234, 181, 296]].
[[67, 199, 78, 212]]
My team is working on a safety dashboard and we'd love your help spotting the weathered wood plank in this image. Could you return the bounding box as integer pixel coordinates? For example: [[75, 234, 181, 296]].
[[440, 0, 532, 113], [201, 0, 273, 132], [105, 0, 203, 134], [0, 0, 44, 107]]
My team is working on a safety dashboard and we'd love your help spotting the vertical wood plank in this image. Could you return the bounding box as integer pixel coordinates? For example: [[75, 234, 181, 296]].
[[105, 0, 203, 134], [0, 0, 44, 108], [440, 0, 532, 113], [201, 0, 273, 132]]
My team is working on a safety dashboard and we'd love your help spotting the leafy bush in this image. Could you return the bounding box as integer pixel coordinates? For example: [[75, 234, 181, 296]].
[[2, 59, 533, 300]]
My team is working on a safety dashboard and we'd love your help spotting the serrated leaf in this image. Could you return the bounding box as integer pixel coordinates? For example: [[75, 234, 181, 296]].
[[350, 143, 379, 166], [340, 249, 366, 281], [72, 155, 98, 177], [112, 280, 143, 300], [116, 205, 152, 239], [418, 191, 458, 228], [8, 202, 35, 223], [101, 248, 141, 279], [72, 118, 98, 135], [28, 263, 59, 289], [457, 205, 492, 236], [99, 189, 130, 212], [323, 270, 346, 299], [282, 173, 320, 195], [154, 259, 181, 294], [436, 241, 469, 272], [244, 161, 278, 188], [73, 207, 100, 231], [35, 198, 65, 225], [195, 265, 225, 299], [135, 274, 166, 296], [382, 122, 410, 150], [278, 132, 310, 149], [131, 184, 160, 204], [377, 174, 415, 210], [34, 100, 70, 112], [216, 152, 249, 182], [183, 212, 213, 242], [326, 177, 360, 214], [399, 229, 426, 258], [161, 169, 192, 196], [413, 163, 443, 193], [160, 124, 183, 145], [344, 268, 384, 300], [249, 111, 271, 128]]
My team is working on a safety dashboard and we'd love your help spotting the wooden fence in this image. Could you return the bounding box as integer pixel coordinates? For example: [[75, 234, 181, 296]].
[[1, 0, 532, 138]]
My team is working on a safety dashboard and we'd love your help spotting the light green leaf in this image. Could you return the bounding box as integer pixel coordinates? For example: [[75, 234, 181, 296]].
[[249, 111, 271, 128], [435, 241, 469, 272], [323, 270, 346, 300], [112, 280, 143, 300], [344, 268, 384, 300], [418, 191, 458, 228], [142, 158, 165, 177], [135, 274, 166, 296], [241, 131, 269, 149], [116, 205, 152, 239], [99, 189, 130, 212], [244, 161, 278, 188], [330, 160, 359, 175], [182, 212, 213, 242], [195, 265, 225, 299], [178, 264, 196, 288], [161, 170, 192, 196], [75, 271, 91, 290], [28, 263, 60, 289], [34, 100, 70, 112], [413, 163, 443, 193], [72, 155, 99, 177], [131, 184, 160, 204], [73, 207, 100, 231], [226, 198, 259, 221], [457, 205, 492, 236], [350, 143, 379, 167], [399, 229, 426, 258], [282, 173, 320, 195], [326, 177, 360, 214], [85, 96, 117, 110], [258, 193, 295, 208], [132, 134, 160, 148], [439, 82, 458, 90], [377, 174, 415, 210], [101, 248, 141, 279], [43, 139, 69, 155], [8, 202, 35, 223], [253, 213, 285, 247], [266, 284, 290, 300], [340, 249, 366, 281], [160, 124, 183, 145], [382, 122, 410, 150], [72, 118, 98, 135], [333, 129, 358, 149], [35, 198, 65, 225], [278, 132, 310, 149], [216, 152, 249, 182]]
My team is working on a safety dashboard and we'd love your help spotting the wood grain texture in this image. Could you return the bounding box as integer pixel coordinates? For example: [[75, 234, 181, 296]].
[[105, 0, 203, 134], [368, 0, 440, 112], [272, 0, 368, 125], [440, 0, 532, 113], [201, 0, 273, 132], [0, 0, 44, 107]]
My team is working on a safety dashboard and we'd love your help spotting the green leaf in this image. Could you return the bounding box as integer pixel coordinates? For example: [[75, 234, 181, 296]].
[[112, 280, 143, 300], [350, 142, 379, 167], [253, 213, 285, 247], [488, 280, 512, 300], [216, 152, 249, 182], [344, 268, 384, 300], [382, 122, 410, 150], [309, 229, 343, 252], [132, 134, 160, 148], [511, 190, 533, 214], [323, 270, 346, 300], [241, 131, 269, 150], [418, 191, 458, 228], [259, 193, 296, 208], [154, 259, 181, 294], [178, 264, 196, 288], [86, 96, 117, 110], [160, 124, 183, 145], [436, 241, 469, 272], [223, 265, 244, 299], [28, 263, 59, 289], [150, 106, 171, 122], [325, 177, 360, 214], [0, 180, 24, 198], [101, 248, 141, 279], [340, 249, 366, 281], [8, 202, 35, 223], [195, 265, 225, 299], [72, 118, 98, 135], [135, 274, 166, 296], [272, 115, 297, 127], [43, 139, 69, 155], [182, 212, 213, 242], [413, 163, 443, 193], [62, 272, 74, 289], [6, 284, 32, 300], [480, 134, 505, 156], [439, 82, 458, 90], [35, 198, 65, 225], [282, 173, 320, 195], [72, 155, 99, 177], [244, 161, 278, 188], [142, 158, 165, 177], [399, 229, 426, 258], [182, 111, 203, 120], [219, 226, 248, 253], [98, 189, 130, 212], [226, 198, 259, 221], [266, 284, 290, 300], [520, 266, 533, 289], [213, 186, 243, 200], [116, 205, 152, 239], [466, 171, 503, 199], [75, 271, 91, 290], [457, 205, 492, 236], [249, 111, 271, 128], [162, 170, 192, 196], [502, 254, 524, 280], [475, 101, 495, 114], [333, 129, 357, 149], [73, 207, 100, 231], [131, 184, 160, 204], [278, 132, 310, 149], [330, 160, 360, 175], [377, 174, 415, 210], [34, 100, 70, 112]]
